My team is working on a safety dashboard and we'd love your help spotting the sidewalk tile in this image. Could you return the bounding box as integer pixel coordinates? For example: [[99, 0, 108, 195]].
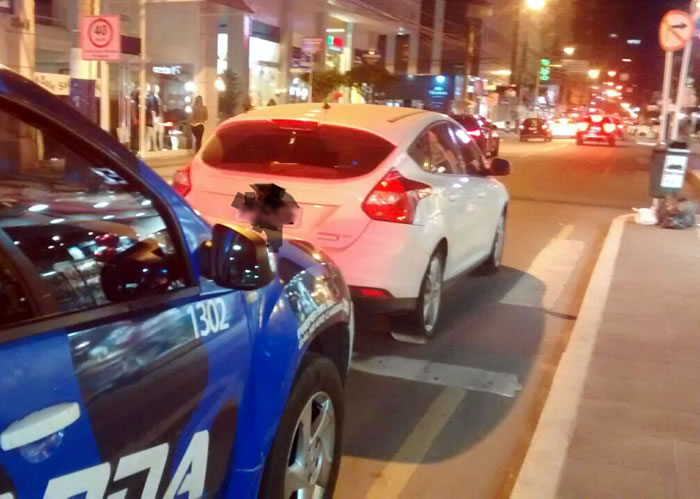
[[583, 372, 671, 410], [567, 427, 675, 473], [586, 355, 668, 383], [575, 398, 675, 441], [558, 457, 677, 499], [593, 330, 671, 363], [674, 441, 700, 499]]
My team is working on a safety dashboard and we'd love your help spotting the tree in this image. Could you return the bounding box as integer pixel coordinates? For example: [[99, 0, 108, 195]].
[[218, 69, 241, 118], [344, 63, 397, 103], [301, 69, 345, 102]]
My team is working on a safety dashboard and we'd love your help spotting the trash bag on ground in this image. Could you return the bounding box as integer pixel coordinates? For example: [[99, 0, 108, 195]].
[[658, 196, 697, 230]]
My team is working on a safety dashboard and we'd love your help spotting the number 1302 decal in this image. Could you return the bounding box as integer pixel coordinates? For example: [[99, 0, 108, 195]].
[[187, 298, 230, 338]]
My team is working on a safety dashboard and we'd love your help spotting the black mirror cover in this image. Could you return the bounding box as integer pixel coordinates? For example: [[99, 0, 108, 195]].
[[490, 158, 511, 176], [206, 224, 275, 290]]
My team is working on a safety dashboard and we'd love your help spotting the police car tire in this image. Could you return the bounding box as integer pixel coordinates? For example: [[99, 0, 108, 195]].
[[258, 353, 344, 499]]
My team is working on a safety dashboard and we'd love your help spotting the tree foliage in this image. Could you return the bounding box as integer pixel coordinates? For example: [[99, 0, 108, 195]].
[[302, 69, 345, 102], [218, 69, 241, 117], [344, 63, 397, 103]]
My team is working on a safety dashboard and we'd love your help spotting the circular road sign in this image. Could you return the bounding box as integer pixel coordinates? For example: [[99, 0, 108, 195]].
[[87, 17, 115, 49], [659, 10, 695, 52]]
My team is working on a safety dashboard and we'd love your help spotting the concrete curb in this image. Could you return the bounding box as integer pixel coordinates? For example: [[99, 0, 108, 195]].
[[510, 213, 633, 499]]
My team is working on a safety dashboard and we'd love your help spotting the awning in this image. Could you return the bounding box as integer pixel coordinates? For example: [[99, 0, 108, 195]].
[[207, 0, 253, 13]]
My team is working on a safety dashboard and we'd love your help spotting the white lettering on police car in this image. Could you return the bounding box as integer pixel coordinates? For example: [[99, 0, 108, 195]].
[[187, 298, 230, 338], [297, 299, 350, 349], [43, 462, 111, 499], [27, 431, 209, 499], [109, 442, 169, 499], [163, 430, 209, 499]]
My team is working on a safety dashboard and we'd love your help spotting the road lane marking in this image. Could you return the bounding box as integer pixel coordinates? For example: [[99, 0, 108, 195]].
[[500, 226, 584, 310], [352, 355, 521, 397], [365, 386, 466, 499]]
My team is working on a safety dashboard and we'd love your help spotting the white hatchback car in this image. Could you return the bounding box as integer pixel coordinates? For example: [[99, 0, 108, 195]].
[[176, 104, 510, 338]]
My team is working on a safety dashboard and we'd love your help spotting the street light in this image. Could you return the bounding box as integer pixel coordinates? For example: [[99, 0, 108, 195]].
[[563, 46, 575, 56], [525, 0, 545, 10], [608, 70, 617, 77], [588, 69, 601, 79]]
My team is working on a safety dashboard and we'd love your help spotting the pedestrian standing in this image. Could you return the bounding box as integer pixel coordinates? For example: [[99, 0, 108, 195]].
[[191, 95, 208, 152]]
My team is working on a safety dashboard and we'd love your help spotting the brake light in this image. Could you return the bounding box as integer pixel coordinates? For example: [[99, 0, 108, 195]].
[[270, 119, 319, 131], [467, 129, 482, 137], [603, 123, 616, 134], [362, 169, 431, 224], [173, 162, 192, 197], [590, 115, 604, 123], [577, 122, 589, 132], [355, 287, 393, 298]]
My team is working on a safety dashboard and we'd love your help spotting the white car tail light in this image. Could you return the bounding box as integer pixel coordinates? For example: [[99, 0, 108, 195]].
[[173, 162, 192, 197], [362, 169, 431, 224]]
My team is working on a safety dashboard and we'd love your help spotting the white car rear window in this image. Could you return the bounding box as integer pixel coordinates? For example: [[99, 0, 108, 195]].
[[201, 121, 395, 180]]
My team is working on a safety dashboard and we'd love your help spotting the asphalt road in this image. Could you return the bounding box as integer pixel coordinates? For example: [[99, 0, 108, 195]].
[[335, 136, 694, 498]]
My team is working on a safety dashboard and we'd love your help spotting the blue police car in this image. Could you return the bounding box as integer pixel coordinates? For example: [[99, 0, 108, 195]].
[[0, 68, 353, 498]]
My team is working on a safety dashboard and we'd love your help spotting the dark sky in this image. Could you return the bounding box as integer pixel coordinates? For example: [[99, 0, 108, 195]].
[[573, 0, 692, 96]]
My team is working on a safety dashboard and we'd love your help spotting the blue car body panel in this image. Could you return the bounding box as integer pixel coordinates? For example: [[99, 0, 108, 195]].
[[0, 69, 351, 498]]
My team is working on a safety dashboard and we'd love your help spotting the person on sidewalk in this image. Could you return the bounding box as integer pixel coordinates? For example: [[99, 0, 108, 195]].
[[190, 95, 208, 153]]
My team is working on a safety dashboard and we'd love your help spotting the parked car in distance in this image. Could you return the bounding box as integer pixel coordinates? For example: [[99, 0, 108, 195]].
[[178, 103, 511, 339], [0, 68, 352, 499], [576, 115, 618, 146], [520, 118, 552, 142]]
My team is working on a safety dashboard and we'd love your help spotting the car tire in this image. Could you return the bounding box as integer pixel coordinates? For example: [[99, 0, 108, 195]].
[[576, 136, 583, 145], [520, 137, 526, 142], [391, 250, 444, 339], [258, 354, 344, 499], [478, 210, 506, 274], [608, 137, 616, 147]]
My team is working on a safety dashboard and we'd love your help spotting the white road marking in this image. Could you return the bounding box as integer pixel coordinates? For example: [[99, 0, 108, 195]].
[[364, 387, 467, 499], [352, 355, 522, 397], [500, 225, 584, 310]]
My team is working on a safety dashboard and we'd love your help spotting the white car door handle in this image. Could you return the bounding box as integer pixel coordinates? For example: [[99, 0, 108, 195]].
[[1, 402, 80, 451]]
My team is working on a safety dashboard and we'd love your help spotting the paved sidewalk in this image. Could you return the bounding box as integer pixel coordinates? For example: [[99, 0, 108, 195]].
[[513, 215, 700, 498]]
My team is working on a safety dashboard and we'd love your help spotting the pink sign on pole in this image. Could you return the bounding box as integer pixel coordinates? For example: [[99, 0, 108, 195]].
[[80, 15, 121, 61]]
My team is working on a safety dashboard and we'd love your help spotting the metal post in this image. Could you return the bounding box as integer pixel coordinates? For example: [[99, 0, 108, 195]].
[[659, 50, 674, 145], [308, 65, 313, 103], [671, 0, 697, 140], [99, 0, 110, 132], [138, 0, 146, 157]]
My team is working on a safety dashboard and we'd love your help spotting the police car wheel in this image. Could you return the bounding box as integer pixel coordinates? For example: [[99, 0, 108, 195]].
[[259, 354, 344, 499]]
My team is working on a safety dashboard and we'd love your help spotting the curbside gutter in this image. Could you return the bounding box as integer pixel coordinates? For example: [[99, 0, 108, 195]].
[[510, 214, 633, 499]]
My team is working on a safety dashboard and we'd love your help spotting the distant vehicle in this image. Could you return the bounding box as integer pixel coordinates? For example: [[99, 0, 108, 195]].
[[0, 68, 352, 499], [550, 118, 578, 138], [179, 103, 511, 339], [520, 118, 552, 142], [576, 115, 618, 146], [451, 114, 499, 157]]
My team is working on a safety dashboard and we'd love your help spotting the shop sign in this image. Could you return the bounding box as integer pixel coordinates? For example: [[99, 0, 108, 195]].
[[153, 65, 182, 75], [33, 72, 70, 95], [80, 15, 121, 61], [302, 37, 324, 55]]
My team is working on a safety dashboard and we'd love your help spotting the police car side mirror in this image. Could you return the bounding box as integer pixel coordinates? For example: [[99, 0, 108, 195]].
[[490, 158, 511, 176], [203, 224, 275, 290]]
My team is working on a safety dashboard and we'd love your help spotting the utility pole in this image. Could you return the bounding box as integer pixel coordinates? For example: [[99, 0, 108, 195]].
[[671, 0, 698, 140]]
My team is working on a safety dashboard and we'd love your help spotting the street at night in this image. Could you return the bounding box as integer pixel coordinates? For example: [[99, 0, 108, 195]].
[[6, 0, 700, 497]]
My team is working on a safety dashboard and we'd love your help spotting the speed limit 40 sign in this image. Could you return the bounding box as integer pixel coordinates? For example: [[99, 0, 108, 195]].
[[80, 15, 121, 61]]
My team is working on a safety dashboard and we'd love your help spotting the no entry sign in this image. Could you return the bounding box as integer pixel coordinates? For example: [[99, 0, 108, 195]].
[[80, 15, 121, 61], [659, 10, 694, 52]]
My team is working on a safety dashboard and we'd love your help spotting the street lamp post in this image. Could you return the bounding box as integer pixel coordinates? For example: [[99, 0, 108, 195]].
[[514, 0, 546, 117]]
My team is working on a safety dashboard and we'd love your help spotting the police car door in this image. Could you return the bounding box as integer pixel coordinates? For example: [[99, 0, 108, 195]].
[[0, 104, 250, 498]]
